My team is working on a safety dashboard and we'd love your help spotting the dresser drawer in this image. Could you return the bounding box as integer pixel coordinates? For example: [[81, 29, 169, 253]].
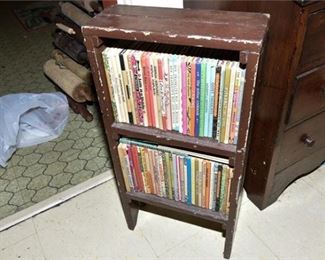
[[288, 64, 325, 125], [277, 112, 325, 171], [298, 8, 325, 73]]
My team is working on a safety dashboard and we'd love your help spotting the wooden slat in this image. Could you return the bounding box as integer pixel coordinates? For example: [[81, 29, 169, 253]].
[[126, 192, 228, 224], [82, 5, 269, 52], [112, 122, 236, 160]]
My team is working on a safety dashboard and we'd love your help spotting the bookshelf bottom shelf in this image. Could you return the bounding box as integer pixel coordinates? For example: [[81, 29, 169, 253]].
[[125, 192, 228, 225]]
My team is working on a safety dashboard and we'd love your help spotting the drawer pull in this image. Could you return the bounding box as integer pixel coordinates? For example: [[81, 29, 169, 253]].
[[300, 134, 315, 147]]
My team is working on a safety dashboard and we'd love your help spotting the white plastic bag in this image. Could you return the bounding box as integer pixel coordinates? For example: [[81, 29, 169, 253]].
[[0, 92, 69, 167]]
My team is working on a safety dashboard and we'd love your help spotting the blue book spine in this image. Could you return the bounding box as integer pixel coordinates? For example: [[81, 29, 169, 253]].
[[195, 59, 201, 137], [186, 157, 192, 205], [208, 62, 217, 138], [199, 60, 206, 137], [204, 60, 211, 137]]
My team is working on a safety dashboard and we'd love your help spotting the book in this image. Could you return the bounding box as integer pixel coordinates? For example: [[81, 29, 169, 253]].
[[186, 157, 192, 205], [163, 54, 172, 131], [234, 68, 246, 144], [205, 161, 212, 209], [190, 57, 197, 136], [134, 50, 147, 126], [113, 48, 128, 123], [186, 57, 193, 136], [170, 54, 180, 131], [157, 144, 229, 164], [220, 61, 231, 142], [131, 145, 144, 192], [224, 62, 239, 144], [212, 65, 221, 139], [141, 52, 154, 127], [216, 61, 226, 142], [117, 143, 131, 192], [207, 61, 217, 138], [199, 59, 207, 136], [119, 49, 133, 123], [102, 48, 118, 122], [204, 59, 212, 137], [229, 66, 241, 144], [124, 49, 137, 124], [181, 56, 187, 135], [194, 58, 201, 137]]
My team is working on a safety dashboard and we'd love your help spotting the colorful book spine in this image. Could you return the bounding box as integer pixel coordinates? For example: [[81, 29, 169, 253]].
[[172, 153, 179, 201], [199, 59, 207, 136], [186, 157, 192, 205], [117, 143, 131, 192], [134, 51, 147, 126], [224, 62, 238, 144], [234, 69, 246, 144], [163, 54, 172, 131], [229, 67, 241, 144], [102, 49, 118, 122], [216, 61, 226, 142], [167, 152, 174, 199], [124, 49, 137, 124], [181, 57, 187, 135], [178, 56, 183, 134], [195, 58, 201, 137], [206, 161, 212, 208], [204, 59, 211, 137], [207, 61, 217, 138], [220, 61, 231, 142], [191, 158, 196, 205], [126, 145, 137, 190], [186, 58, 192, 136], [190, 57, 197, 136], [170, 55, 179, 131], [119, 49, 133, 123], [131, 145, 144, 192], [212, 66, 221, 139], [151, 53, 160, 128], [114, 48, 128, 123], [141, 52, 154, 127]]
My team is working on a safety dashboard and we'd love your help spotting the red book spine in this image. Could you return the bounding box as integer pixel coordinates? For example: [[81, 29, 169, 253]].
[[130, 53, 143, 125], [141, 52, 154, 127], [130, 145, 144, 192]]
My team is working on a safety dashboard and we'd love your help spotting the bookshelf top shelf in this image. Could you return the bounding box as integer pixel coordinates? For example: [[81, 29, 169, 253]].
[[82, 5, 269, 52]]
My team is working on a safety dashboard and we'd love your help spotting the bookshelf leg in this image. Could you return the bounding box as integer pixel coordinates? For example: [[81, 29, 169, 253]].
[[122, 202, 139, 230], [223, 228, 234, 259]]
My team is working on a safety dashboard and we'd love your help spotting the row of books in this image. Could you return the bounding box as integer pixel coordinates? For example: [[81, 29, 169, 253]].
[[118, 138, 233, 214], [102, 46, 246, 144]]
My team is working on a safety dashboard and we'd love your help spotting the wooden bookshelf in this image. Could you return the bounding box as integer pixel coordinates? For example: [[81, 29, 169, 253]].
[[82, 5, 269, 258]]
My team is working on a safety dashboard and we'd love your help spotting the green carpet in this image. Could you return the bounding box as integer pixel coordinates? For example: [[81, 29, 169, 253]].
[[0, 2, 111, 220]]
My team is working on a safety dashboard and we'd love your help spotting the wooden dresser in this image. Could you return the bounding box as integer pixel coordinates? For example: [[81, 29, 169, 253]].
[[185, 0, 325, 209]]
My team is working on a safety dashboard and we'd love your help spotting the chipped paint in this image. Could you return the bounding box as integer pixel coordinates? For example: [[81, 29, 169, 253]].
[[168, 34, 178, 38], [187, 35, 212, 41], [83, 26, 138, 35], [187, 34, 262, 46], [120, 29, 136, 34], [93, 52, 103, 87], [236, 175, 242, 199], [143, 31, 151, 36]]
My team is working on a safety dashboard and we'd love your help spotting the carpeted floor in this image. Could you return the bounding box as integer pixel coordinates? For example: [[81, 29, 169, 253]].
[[0, 2, 111, 220]]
